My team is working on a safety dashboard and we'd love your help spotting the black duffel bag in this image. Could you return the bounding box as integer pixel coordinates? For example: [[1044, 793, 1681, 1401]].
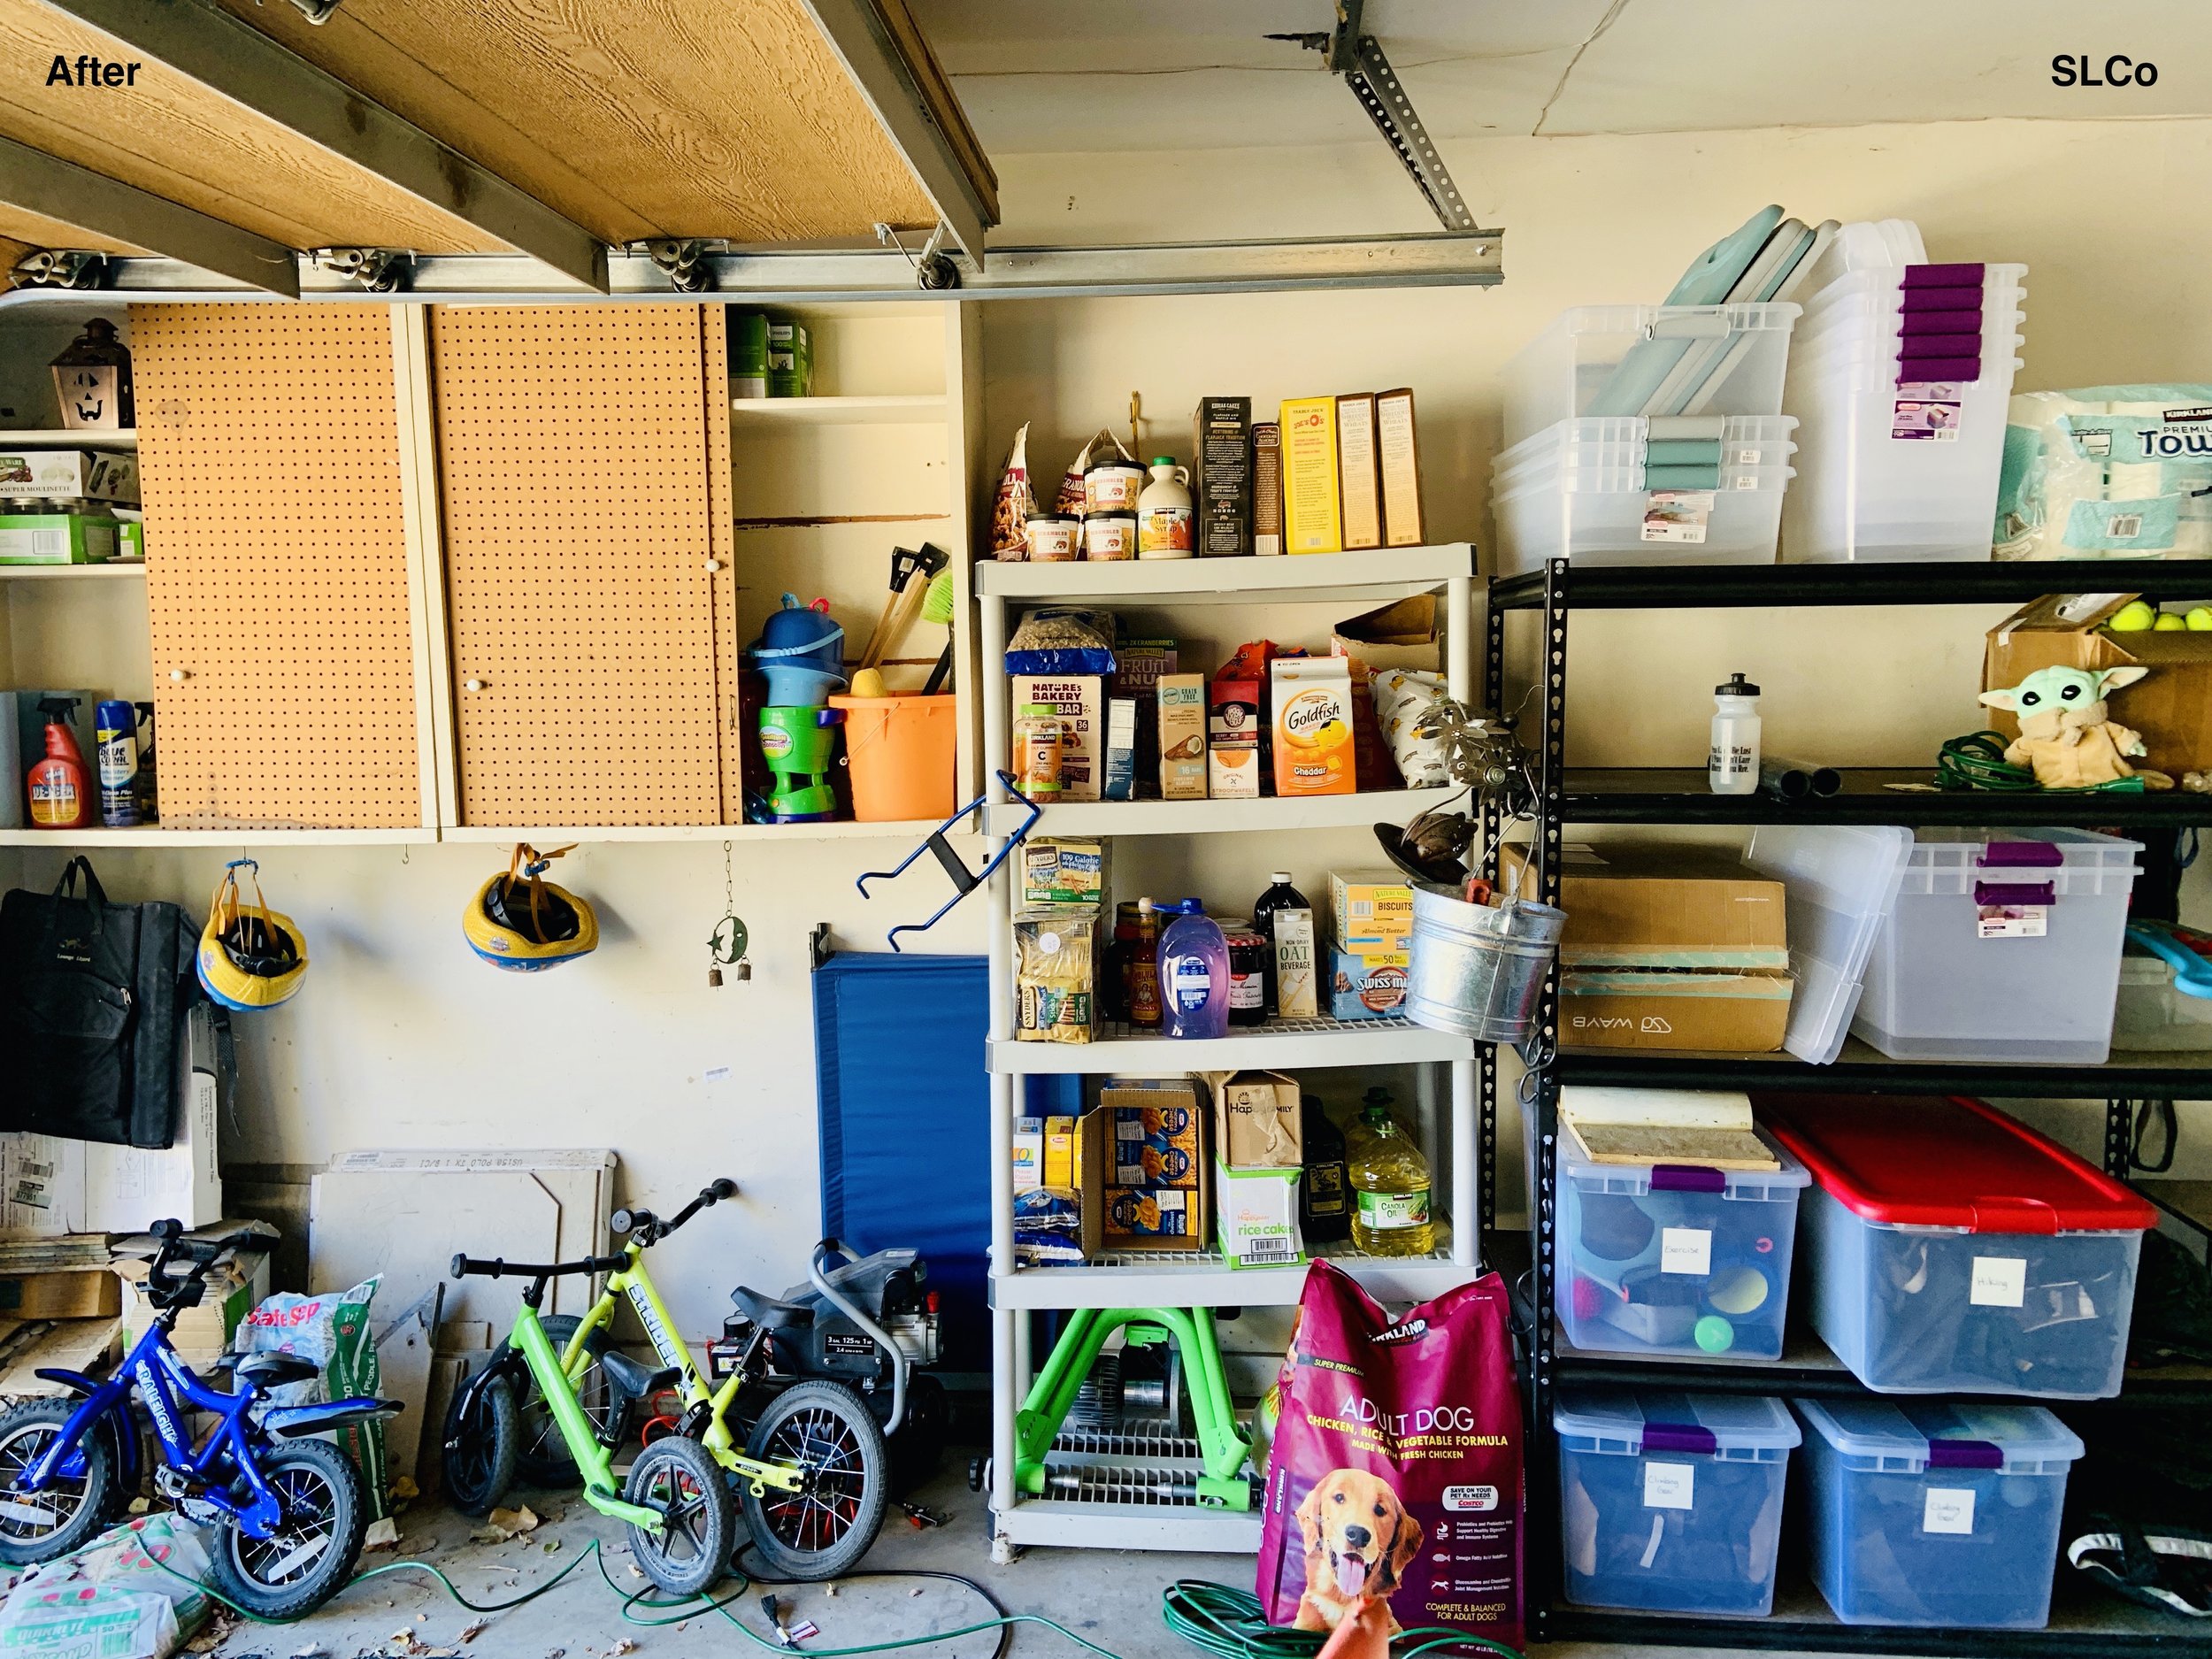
[[0, 857, 197, 1148]]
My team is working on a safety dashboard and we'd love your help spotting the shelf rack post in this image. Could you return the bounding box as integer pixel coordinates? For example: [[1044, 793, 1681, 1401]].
[[979, 589, 1020, 1532]]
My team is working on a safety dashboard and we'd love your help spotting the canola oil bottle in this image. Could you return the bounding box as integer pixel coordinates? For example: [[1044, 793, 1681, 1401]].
[[1348, 1091, 1434, 1256]]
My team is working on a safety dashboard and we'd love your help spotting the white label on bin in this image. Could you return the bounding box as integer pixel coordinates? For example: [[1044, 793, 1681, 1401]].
[[1970, 1255, 2028, 1308], [1659, 1227, 1713, 1277], [1977, 903, 2048, 939], [1922, 1486, 1977, 1535], [1642, 1462, 1694, 1510], [1640, 490, 1713, 544]]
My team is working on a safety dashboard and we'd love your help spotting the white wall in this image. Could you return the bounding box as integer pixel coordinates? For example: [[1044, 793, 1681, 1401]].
[[28, 112, 2212, 1340]]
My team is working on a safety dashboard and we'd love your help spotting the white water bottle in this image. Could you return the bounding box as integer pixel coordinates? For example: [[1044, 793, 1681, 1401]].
[[1708, 673, 1761, 795]]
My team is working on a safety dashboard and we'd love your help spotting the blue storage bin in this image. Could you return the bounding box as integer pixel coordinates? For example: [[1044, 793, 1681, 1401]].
[[1796, 1398, 2083, 1629], [1555, 1388, 1799, 1616], [1555, 1130, 1809, 1359]]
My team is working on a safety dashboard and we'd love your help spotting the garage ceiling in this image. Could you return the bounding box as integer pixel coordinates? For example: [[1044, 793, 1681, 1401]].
[[911, 0, 2212, 156]]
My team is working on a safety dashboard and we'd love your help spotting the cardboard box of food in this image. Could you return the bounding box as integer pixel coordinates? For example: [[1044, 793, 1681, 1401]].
[[1022, 838, 1105, 907], [1331, 871, 1415, 956], [0, 449, 137, 504], [1252, 423, 1284, 556], [1071, 1107, 1212, 1256], [1982, 593, 2212, 777], [1330, 948, 1409, 1021], [0, 511, 118, 565], [1279, 396, 1341, 555], [1335, 394, 1382, 551], [1556, 968, 1793, 1052], [1210, 1070, 1302, 1169], [1377, 388, 1425, 546], [1271, 657, 1356, 795], [1011, 1118, 1043, 1191], [1158, 673, 1207, 799], [1013, 674, 1103, 801], [1194, 396, 1252, 558], [733, 312, 769, 397], [1502, 842, 1788, 970], [1207, 680, 1261, 799], [1214, 1162, 1305, 1270], [1105, 1086, 1202, 1189]]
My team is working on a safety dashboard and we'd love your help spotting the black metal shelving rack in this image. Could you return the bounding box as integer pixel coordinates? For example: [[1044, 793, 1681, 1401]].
[[1484, 557, 2212, 1657]]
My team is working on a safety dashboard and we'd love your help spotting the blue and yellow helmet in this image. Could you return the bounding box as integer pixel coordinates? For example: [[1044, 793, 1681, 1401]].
[[197, 859, 307, 1011], [465, 843, 597, 972]]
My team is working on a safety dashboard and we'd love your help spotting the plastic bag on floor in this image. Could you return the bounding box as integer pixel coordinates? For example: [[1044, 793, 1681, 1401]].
[[0, 1511, 216, 1657]]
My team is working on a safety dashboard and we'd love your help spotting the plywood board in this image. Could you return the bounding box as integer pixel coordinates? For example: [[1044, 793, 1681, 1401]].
[[0, 205, 141, 257], [1563, 1121, 1779, 1171], [431, 304, 721, 826], [0, 1, 506, 255], [208, 0, 970, 242], [134, 304, 424, 828]]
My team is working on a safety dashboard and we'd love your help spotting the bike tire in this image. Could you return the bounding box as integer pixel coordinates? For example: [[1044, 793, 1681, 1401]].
[[440, 1372, 518, 1518], [208, 1438, 367, 1621], [0, 1399, 117, 1564], [622, 1434, 733, 1601], [511, 1315, 618, 1489], [740, 1379, 889, 1581], [889, 1372, 949, 1494]]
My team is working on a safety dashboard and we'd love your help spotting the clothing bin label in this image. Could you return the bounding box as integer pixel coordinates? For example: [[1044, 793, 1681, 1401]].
[[1923, 1487, 1977, 1535], [1659, 1227, 1713, 1276], [1970, 1256, 2029, 1308], [1642, 1462, 1694, 1509]]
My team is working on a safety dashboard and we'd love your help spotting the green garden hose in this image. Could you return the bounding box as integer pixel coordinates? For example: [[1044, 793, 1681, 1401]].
[[1158, 1580, 1523, 1659], [1934, 730, 2145, 794]]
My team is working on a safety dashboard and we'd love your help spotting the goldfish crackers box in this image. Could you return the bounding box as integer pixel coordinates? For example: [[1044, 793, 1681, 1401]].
[[1271, 656, 1356, 795]]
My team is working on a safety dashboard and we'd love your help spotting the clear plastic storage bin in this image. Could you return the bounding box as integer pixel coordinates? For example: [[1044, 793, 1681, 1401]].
[[1740, 824, 1913, 1065], [1555, 1129, 1809, 1359], [2111, 949, 2212, 1049], [1795, 1398, 2084, 1629], [1853, 827, 2139, 1063], [1764, 1093, 2155, 1398], [1494, 470, 1792, 572], [1503, 304, 1801, 449], [1555, 1388, 1800, 1617], [1493, 415, 1799, 480]]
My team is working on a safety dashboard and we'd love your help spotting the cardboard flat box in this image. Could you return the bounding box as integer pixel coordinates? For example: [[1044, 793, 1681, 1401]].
[[1210, 1071, 1302, 1170], [1557, 968, 1793, 1052], [1377, 388, 1425, 546], [1102, 696, 1137, 801], [1252, 423, 1284, 556], [1194, 396, 1252, 557], [1330, 948, 1409, 1021], [1335, 393, 1382, 551], [1279, 396, 1341, 554], [114, 1248, 271, 1363], [0, 449, 137, 504], [1214, 1162, 1305, 1270], [0, 1268, 119, 1320], [1503, 842, 1788, 971], [1013, 674, 1104, 802], [1331, 871, 1414, 956], [1983, 593, 2212, 776]]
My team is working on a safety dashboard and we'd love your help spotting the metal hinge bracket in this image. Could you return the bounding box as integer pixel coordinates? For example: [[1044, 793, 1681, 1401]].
[[311, 247, 406, 293], [875, 222, 960, 291], [12, 250, 104, 289]]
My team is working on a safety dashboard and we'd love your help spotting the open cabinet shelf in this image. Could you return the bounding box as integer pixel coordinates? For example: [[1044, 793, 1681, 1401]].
[[729, 394, 949, 425]]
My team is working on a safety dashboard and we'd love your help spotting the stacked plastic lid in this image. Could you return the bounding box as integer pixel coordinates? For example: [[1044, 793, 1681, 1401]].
[[1782, 229, 2028, 562]]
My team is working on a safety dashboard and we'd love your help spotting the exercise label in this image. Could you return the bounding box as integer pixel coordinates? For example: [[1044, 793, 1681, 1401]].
[[1660, 1226, 1713, 1277]]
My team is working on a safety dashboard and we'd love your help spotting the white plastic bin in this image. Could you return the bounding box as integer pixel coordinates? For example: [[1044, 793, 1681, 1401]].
[[1503, 304, 1801, 449], [1795, 1398, 2083, 1629], [1853, 827, 2139, 1063], [1740, 824, 1913, 1065], [1556, 1388, 1800, 1617], [1494, 472, 1790, 572], [2112, 949, 2212, 1049], [1765, 1093, 2155, 1399], [1555, 1130, 1809, 1359]]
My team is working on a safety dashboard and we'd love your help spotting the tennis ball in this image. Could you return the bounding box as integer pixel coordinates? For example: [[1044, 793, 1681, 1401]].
[[1693, 1315, 1736, 1354], [2188, 608, 2212, 632], [2156, 612, 2188, 631], [2110, 600, 2157, 631]]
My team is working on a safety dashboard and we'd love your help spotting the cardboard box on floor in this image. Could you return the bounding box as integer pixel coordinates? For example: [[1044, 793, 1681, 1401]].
[[1505, 842, 1792, 1052], [1983, 593, 2212, 775]]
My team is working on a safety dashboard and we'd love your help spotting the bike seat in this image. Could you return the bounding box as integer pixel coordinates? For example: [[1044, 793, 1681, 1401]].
[[598, 1348, 677, 1402], [229, 1352, 320, 1388], [731, 1286, 813, 1332]]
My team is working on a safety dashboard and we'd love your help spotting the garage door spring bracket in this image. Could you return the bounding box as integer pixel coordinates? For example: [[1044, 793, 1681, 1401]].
[[12, 250, 104, 290], [311, 248, 406, 293]]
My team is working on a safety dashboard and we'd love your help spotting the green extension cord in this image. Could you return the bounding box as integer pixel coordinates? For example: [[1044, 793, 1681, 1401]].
[[1934, 730, 2145, 794], [1158, 1581, 1523, 1659]]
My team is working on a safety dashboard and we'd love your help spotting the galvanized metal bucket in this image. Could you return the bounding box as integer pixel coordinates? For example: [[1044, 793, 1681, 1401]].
[[1406, 883, 1566, 1043]]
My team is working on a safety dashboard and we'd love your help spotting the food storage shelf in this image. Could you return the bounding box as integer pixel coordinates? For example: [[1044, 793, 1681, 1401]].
[[987, 1016, 1473, 1074], [0, 428, 136, 447], [974, 544, 1473, 607], [979, 785, 1455, 839], [729, 394, 948, 424]]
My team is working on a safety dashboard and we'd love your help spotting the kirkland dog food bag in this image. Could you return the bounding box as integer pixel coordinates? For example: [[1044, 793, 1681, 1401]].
[[1257, 1261, 1524, 1647]]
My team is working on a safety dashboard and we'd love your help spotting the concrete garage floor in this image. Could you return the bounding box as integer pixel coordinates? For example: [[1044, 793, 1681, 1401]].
[[196, 1458, 1914, 1659]]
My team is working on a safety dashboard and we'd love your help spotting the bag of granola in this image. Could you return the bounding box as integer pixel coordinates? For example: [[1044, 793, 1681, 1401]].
[[989, 424, 1035, 560], [1057, 428, 1135, 518]]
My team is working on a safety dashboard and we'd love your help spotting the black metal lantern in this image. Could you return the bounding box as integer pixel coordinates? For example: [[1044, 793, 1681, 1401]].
[[50, 318, 133, 431]]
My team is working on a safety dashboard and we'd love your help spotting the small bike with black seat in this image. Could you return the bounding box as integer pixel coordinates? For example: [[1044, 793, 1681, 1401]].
[[441, 1179, 891, 1588], [0, 1219, 401, 1618]]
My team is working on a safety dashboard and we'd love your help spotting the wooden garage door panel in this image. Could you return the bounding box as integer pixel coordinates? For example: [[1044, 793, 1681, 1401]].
[[432, 304, 721, 827], [134, 303, 421, 829]]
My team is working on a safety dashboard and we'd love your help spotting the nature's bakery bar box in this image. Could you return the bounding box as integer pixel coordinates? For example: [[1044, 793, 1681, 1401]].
[[1503, 842, 1793, 1051]]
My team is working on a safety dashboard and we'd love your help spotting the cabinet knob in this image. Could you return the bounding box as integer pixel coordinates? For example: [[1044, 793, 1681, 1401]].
[[465, 679, 486, 693], [168, 668, 188, 682], [703, 558, 722, 573]]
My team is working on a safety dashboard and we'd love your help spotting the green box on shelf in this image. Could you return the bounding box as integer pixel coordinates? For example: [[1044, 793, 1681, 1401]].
[[767, 319, 813, 397], [733, 311, 769, 399], [0, 511, 119, 564]]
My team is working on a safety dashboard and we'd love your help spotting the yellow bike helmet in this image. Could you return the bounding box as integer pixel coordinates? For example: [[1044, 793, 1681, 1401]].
[[197, 859, 308, 1010], [465, 843, 597, 972]]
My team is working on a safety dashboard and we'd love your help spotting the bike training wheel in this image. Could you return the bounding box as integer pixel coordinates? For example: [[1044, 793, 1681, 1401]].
[[622, 1434, 733, 1601], [208, 1439, 367, 1621], [890, 1372, 949, 1495], [741, 1379, 889, 1581], [440, 1373, 517, 1518], [511, 1315, 619, 1489], [0, 1399, 117, 1564]]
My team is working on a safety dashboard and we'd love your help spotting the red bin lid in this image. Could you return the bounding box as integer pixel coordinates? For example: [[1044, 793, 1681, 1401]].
[[1757, 1094, 2155, 1234]]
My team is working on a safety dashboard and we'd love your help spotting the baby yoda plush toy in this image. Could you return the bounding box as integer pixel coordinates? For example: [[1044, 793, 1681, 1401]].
[[1978, 664, 2170, 789]]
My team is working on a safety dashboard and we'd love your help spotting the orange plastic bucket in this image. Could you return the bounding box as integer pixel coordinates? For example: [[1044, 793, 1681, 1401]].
[[829, 693, 957, 822]]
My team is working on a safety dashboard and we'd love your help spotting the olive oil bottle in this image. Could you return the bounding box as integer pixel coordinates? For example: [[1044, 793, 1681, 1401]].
[[1348, 1092, 1433, 1256]]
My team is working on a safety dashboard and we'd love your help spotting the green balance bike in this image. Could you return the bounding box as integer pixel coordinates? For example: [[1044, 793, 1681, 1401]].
[[440, 1181, 890, 1586]]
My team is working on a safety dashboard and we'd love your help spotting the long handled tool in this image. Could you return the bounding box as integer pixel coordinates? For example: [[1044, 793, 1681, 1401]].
[[861, 544, 949, 672]]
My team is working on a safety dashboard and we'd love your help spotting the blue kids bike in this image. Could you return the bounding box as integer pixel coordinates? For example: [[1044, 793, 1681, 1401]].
[[0, 1220, 401, 1619]]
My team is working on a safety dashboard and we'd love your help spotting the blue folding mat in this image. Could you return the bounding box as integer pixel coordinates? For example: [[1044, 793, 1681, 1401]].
[[811, 950, 990, 1371]]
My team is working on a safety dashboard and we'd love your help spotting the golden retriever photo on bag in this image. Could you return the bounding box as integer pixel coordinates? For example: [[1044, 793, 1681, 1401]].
[[1292, 1467, 1425, 1636]]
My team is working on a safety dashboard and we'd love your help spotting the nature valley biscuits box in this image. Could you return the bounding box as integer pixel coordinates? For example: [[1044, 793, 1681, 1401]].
[[1271, 657, 1356, 795]]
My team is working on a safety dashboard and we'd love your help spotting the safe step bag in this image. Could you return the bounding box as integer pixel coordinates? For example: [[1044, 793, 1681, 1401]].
[[1257, 1261, 1524, 1647], [0, 856, 196, 1147]]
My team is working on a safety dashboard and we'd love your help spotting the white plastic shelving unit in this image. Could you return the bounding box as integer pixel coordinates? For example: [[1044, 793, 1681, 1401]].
[[978, 544, 1483, 1558]]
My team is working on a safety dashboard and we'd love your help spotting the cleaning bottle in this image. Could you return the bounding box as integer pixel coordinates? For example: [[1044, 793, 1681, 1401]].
[[1250, 872, 1311, 1016], [1300, 1091, 1352, 1245], [27, 696, 89, 829], [1156, 900, 1228, 1041], [1708, 672, 1761, 796], [1349, 1088, 1433, 1256]]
